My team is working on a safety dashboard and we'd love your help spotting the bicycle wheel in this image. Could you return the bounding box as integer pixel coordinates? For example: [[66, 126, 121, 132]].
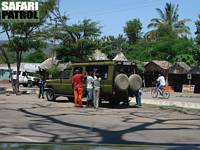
[[151, 88, 158, 98], [163, 92, 170, 99]]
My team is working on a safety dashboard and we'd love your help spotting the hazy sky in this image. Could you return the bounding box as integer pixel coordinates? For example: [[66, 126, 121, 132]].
[[0, 0, 199, 40]]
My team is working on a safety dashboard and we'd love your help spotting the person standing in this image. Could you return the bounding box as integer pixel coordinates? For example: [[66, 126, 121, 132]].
[[134, 88, 142, 108], [38, 78, 45, 99], [72, 69, 85, 107], [93, 73, 101, 109], [86, 72, 94, 107]]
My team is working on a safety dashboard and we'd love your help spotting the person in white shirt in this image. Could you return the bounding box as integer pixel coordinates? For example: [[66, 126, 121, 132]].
[[86, 72, 94, 107], [93, 73, 101, 109], [156, 74, 166, 90]]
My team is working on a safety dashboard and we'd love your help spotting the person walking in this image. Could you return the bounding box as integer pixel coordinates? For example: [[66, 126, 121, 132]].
[[86, 72, 94, 107], [72, 69, 85, 107], [38, 78, 45, 99], [93, 73, 101, 109]]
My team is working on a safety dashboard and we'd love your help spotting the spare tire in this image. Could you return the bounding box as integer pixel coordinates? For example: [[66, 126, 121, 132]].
[[129, 74, 142, 92], [114, 74, 129, 91]]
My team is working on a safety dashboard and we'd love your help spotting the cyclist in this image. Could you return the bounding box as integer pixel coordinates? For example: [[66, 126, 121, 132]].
[[156, 74, 166, 92]]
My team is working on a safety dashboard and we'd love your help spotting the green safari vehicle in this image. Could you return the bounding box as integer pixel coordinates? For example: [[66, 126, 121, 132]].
[[45, 60, 142, 105]]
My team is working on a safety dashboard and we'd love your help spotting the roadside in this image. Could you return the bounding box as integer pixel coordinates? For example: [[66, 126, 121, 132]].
[[1, 83, 200, 109], [141, 92, 200, 109]]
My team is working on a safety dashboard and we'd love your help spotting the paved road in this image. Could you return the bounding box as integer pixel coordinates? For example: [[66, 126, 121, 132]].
[[0, 94, 200, 148]]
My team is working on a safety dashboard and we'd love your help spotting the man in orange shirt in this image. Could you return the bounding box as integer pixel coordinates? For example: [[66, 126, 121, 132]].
[[72, 69, 85, 107]]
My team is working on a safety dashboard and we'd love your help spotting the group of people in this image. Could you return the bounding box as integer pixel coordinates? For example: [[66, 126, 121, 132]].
[[38, 69, 167, 109], [72, 69, 101, 109]]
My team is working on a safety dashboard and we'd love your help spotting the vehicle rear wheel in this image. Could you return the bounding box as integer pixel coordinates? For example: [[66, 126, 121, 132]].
[[151, 88, 158, 98], [46, 89, 55, 101]]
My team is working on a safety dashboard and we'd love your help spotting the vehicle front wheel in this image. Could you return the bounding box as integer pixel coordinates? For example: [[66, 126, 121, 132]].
[[46, 89, 56, 101]]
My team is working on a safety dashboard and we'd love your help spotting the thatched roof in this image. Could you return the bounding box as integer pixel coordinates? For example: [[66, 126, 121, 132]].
[[39, 57, 59, 70], [91, 49, 109, 61], [113, 52, 128, 61], [145, 60, 172, 73], [169, 62, 191, 74]]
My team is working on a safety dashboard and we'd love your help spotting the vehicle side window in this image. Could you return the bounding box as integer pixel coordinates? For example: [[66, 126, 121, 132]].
[[61, 69, 72, 79], [86, 65, 108, 80]]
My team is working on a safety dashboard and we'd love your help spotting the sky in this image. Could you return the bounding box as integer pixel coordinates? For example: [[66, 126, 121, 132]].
[[0, 0, 199, 40], [59, 0, 200, 37]]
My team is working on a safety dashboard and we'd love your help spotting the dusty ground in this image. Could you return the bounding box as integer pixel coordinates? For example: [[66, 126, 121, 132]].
[[0, 94, 200, 149]]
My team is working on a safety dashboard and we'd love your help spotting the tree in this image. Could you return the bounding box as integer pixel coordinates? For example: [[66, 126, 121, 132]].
[[100, 35, 129, 59], [147, 3, 190, 38], [0, 49, 16, 64], [195, 14, 200, 45], [123, 19, 142, 44], [55, 19, 102, 62], [0, 0, 57, 93], [23, 49, 48, 63]]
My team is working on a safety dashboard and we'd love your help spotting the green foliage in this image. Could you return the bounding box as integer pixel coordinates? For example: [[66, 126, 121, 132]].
[[148, 2, 190, 39], [124, 19, 143, 44], [0, 51, 16, 64], [48, 66, 61, 75], [100, 35, 129, 59], [53, 19, 102, 62], [195, 15, 200, 45], [175, 54, 197, 67], [125, 36, 197, 66], [192, 45, 200, 64], [23, 49, 48, 63]]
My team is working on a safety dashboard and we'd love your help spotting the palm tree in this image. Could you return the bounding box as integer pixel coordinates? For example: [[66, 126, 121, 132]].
[[147, 3, 190, 38]]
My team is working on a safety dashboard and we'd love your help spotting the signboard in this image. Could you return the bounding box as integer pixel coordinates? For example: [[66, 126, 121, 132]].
[[0, 1, 39, 22], [182, 84, 195, 94], [187, 73, 192, 80]]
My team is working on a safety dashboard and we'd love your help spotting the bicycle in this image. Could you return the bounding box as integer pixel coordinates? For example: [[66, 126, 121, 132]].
[[151, 83, 170, 99]]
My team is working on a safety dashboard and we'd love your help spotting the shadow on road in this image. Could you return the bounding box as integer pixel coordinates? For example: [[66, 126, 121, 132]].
[[17, 107, 200, 148]]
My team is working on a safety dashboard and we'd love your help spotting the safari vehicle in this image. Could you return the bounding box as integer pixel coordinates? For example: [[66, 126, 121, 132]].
[[45, 60, 142, 105]]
